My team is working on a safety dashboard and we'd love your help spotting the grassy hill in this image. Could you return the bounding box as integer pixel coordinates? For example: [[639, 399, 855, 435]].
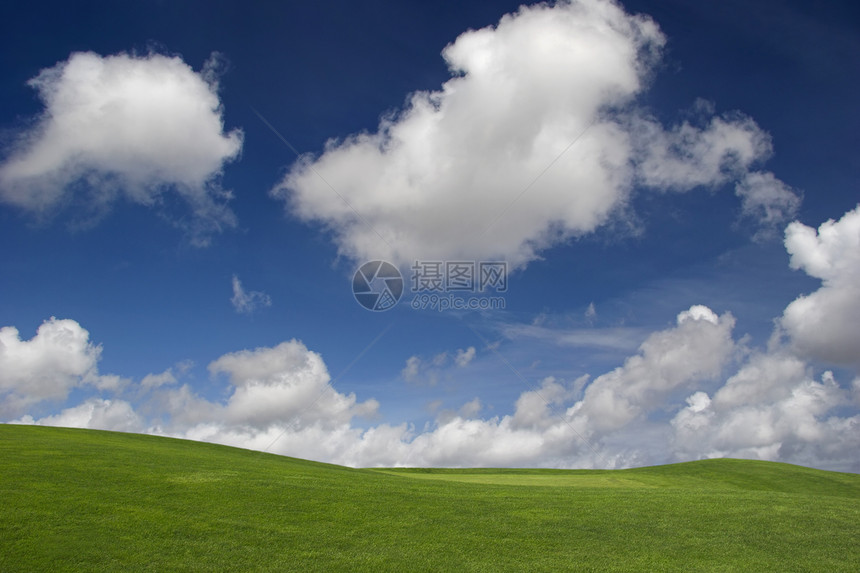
[[1, 425, 858, 572]]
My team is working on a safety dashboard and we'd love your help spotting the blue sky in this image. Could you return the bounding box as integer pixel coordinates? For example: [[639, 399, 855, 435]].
[[1, 0, 858, 470]]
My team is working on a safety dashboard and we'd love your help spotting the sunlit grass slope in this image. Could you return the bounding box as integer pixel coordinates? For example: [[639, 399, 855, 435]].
[[1, 425, 858, 572]]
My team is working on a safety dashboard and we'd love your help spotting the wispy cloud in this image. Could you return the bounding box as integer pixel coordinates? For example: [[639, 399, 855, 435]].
[[584, 302, 597, 320], [231, 275, 272, 314], [455, 347, 476, 367], [401, 347, 477, 386], [501, 322, 647, 352], [735, 171, 802, 240]]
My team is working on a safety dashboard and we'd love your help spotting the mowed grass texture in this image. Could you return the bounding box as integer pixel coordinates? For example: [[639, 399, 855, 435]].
[[1, 426, 858, 572]]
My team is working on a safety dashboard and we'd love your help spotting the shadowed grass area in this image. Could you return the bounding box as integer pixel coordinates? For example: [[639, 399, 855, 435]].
[[1, 424, 858, 571]]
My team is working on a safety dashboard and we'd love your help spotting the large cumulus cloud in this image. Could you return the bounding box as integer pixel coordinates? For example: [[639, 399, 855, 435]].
[[272, 0, 798, 268]]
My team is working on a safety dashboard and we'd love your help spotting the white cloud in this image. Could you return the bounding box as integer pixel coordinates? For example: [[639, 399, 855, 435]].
[[0, 317, 112, 418], [458, 397, 482, 418], [401, 356, 422, 383], [0, 51, 243, 245], [231, 275, 272, 314], [434, 395, 486, 425], [272, 0, 784, 268], [140, 361, 191, 390], [781, 206, 860, 364], [673, 366, 859, 471], [569, 306, 736, 436], [7, 300, 860, 472], [133, 340, 381, 462], [502, 322, 646, 351], [677, 304, 719, 325], [454, 346, 476, 367], [633, 113, 771, 190], [205, 340, 378, 430], [511, 376, 577, 430], [431, 352, 449, 367], [140, 370, 177, 389], [15, 398, 144, 433], [401, 347, 476, 385], [734, 171, 801, 239], [7, 202, 860, 473], [712, 352, 808, 409], [585, 302, 597, 320]]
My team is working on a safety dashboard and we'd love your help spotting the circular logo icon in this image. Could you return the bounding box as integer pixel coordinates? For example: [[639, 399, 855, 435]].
[[352, 261, 403, 311]]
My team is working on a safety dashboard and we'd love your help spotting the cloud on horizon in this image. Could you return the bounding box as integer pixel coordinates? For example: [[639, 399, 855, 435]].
[[0, 318, 122, 419], [6, 205, 859, 472], [0, 51, 243, 245]]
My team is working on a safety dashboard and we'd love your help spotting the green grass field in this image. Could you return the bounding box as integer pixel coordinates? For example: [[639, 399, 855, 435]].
[[1, 425, 858, 572]]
